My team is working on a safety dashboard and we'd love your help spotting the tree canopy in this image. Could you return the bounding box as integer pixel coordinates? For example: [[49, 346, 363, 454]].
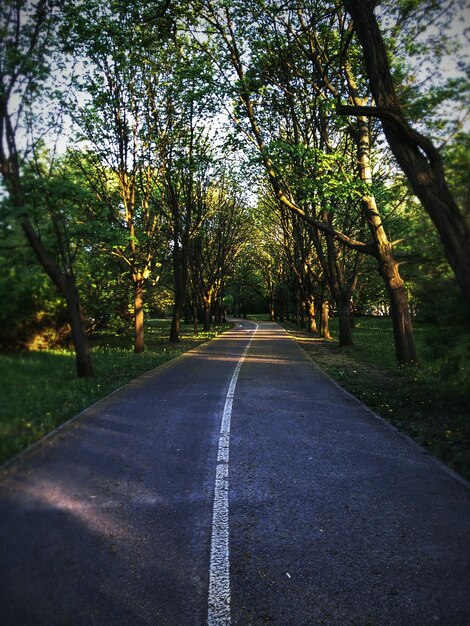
[[1, 0, 468, 372]]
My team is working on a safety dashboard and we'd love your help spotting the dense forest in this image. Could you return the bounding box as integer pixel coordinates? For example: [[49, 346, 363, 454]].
[[1, 0, 469, 380]]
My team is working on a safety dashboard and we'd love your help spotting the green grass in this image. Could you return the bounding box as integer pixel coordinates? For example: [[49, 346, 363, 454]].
[[3, 315, 469, 480], [0, 319, 230, 465], [245, 313, 272, 322], [284, 316, 470, 481]]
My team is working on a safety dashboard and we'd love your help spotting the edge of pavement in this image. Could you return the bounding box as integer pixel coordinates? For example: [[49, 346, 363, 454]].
[[4, 318, 467, 493], [282, 324, 470, 491], [0, 323, 242, 476]]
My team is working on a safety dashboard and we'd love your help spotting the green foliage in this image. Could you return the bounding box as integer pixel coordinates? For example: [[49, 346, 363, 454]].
[[0, 0, 467, 377], [443, 132, 470, 221], [380, 0, 468, 146], [0, 171, 70, 347], [0, 242, 66, 349], [268, 142, 368, 207]]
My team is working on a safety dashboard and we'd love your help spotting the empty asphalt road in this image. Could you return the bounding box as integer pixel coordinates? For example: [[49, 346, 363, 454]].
[[0, 320, 469, 625]]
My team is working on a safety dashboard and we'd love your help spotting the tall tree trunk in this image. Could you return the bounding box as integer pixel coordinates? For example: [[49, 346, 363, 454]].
[[337, 291, 354, 347], [169, 306, 181, 343], [280, 295, 287, 322], [203, 295, 211, 332], [297, 298, 305, 328], [269, 300, 276, 322], [64, 276, 94, 377], [320, 299, 332, 340], [170, 239, 184, 341], [234, 295, 240, 317], [307, 296, 317, 333], [1, 87, 94, 376], [343, 0, 470, 301], [134, 281, 145, 353], [378, 244, 417, 364], [170, 241, 188, 343], [323, 229, 354, 346], [193, 303, 199, 336], [170, 284, 184, 343], [214, 302, 222, 326], [21, 218, 94, 376], [352, 110, 418, 364]]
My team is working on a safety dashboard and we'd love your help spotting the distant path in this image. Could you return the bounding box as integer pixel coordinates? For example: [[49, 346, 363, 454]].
[[0, 320, 469, 625]]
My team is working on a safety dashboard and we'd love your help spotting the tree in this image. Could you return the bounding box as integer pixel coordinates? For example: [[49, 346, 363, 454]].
[[0, 0, 93, 376], [197, 0, 417, 360], [0, 189, 66, 349], [158, 36, 216, 343], [190, 177, 251, 331], [341, 0, 470, 302], [64, 0, 173, 352]]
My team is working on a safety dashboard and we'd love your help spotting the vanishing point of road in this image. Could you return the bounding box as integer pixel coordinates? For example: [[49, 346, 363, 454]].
[[0, 320, 469, 625]]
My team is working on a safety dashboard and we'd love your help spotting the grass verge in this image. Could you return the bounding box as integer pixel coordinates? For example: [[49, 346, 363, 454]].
[[0, 319, 230, 466], [283, 317, 470, 482]]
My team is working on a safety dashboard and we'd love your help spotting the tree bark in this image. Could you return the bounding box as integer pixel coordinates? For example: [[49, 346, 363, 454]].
[[337, 291, 354, 347], [170, 281, 185, 343], [307, 296, 317, 333], [3, 133, 94, 376], [64, 276, 94, 377], [134, 281, 145, 353], [297, 298, 305, 328], [203, 295, 211, 332], [21, 218, 94, 376], [214, 302, 222, 326], [169, 307, 181, 343], [353, 110, 418, 363], [320, 299, 332, 340], [269, 300, 276, 322], [0, 10, 95, 377], [170, 230, 189, 343], [343, 0, 470, 301], [323, 229, 354, 346], [193, 303, 199, 336], [374, 241, 416, 363]]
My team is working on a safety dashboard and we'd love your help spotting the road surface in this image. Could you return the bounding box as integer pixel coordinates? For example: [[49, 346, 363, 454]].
[[0, 320, 469, 625]]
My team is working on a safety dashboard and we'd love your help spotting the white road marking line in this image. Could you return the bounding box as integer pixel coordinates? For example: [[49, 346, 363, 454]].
[[207, 324, 258, 626]]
